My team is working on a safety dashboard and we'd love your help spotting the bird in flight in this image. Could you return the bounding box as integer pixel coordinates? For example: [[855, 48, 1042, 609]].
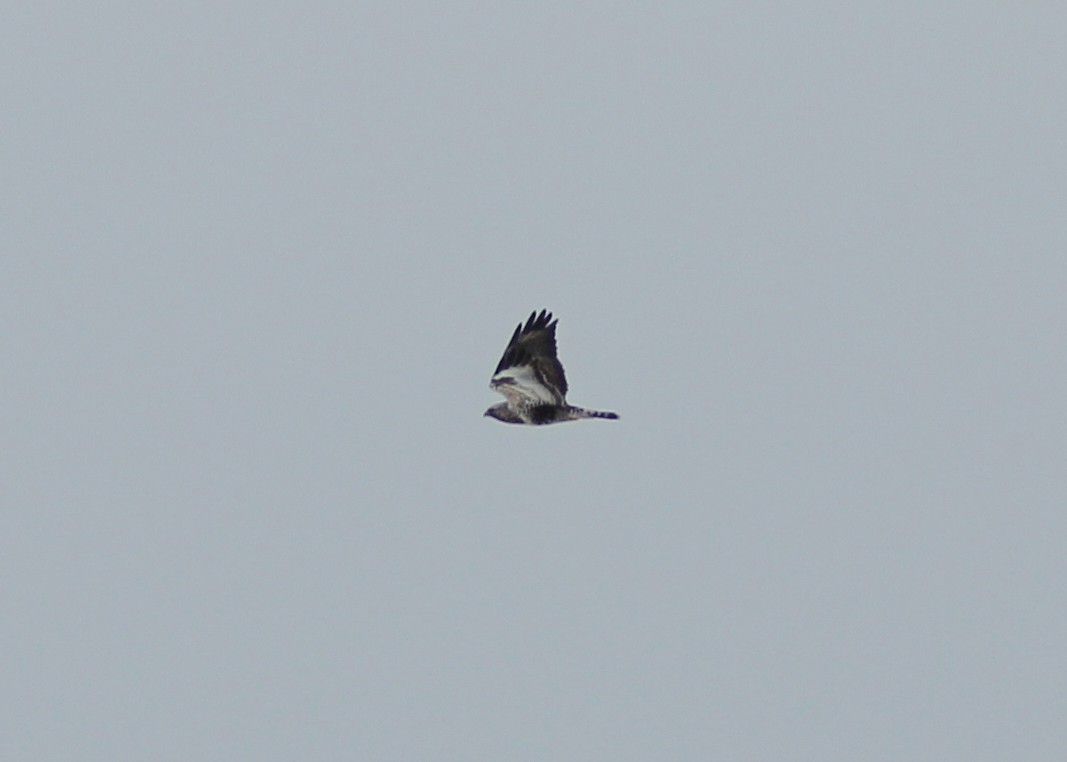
[[485, 309, 619, 425]]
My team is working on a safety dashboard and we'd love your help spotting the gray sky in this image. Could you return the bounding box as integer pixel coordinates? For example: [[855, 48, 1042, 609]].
[[4, 3, 1065, 760]]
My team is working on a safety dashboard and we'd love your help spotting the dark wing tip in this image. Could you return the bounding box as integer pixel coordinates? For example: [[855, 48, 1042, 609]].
[[493, 309, 561, 376], [524, 308, 556, 333]]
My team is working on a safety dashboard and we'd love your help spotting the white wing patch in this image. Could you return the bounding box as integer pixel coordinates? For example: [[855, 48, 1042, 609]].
[[490, 365, 561, 406]]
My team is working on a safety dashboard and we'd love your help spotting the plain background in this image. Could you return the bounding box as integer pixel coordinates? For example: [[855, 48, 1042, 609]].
[[3, 3, 1065, 760]]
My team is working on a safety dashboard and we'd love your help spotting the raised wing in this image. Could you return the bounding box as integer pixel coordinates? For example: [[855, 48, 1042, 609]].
[[490, 309, 568, 405]]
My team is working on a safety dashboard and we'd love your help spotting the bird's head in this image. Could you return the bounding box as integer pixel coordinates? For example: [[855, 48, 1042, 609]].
[[483, 403, 522, 424]]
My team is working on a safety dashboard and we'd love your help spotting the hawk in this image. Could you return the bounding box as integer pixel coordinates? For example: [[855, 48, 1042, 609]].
[[484, 309, 619, 425]]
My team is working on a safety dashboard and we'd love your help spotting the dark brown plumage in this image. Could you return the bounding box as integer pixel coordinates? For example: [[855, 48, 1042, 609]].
[[484, 309, 618, 426]]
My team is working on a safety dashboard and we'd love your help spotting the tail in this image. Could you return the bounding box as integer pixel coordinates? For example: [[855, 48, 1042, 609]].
[[569, 406, 619, 421]]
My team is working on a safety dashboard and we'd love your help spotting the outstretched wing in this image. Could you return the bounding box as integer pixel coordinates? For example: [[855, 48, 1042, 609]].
[[489, 309, 568, 406]]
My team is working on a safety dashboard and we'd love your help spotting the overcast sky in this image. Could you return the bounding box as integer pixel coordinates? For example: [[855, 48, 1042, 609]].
[[3, 3, 1065, 760]]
